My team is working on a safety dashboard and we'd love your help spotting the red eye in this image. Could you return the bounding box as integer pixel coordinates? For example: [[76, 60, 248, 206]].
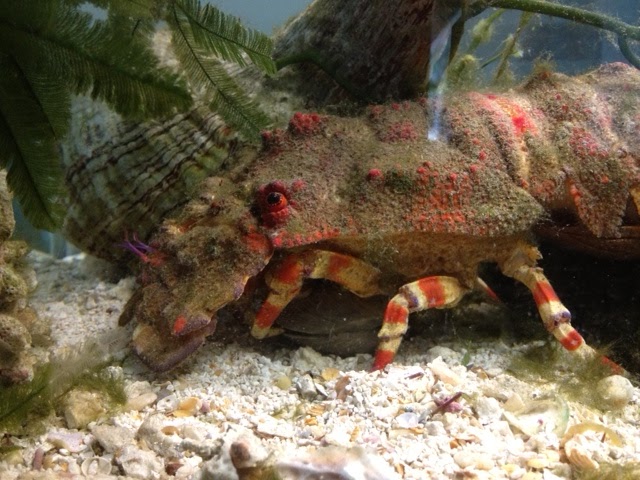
[[265, 191, 288, 212], [258, 181, 293, 227]]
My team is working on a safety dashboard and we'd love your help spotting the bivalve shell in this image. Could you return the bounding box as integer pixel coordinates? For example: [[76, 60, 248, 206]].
[[81, 456, 113, 476]]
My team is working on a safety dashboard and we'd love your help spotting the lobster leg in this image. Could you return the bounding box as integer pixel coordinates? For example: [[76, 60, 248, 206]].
[[499, 242, 594, 358], [251, 250, 382, 339], [373, 277, 469, 370]]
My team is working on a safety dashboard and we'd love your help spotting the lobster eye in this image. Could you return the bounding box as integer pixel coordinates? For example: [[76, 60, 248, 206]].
[[265, 191, 288, 212]]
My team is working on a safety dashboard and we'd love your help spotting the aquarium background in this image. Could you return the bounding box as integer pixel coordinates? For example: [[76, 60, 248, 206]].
[[11, 0, 640, 256]]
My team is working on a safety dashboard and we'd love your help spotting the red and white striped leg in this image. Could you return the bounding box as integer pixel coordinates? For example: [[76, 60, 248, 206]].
[[373, 276, 468, 370], [475, 277, 501, 303], [499, 242, 603, 363], [251, 250, 382, 339]]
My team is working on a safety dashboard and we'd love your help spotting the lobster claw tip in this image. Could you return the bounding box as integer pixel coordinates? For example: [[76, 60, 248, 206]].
[[133, 318, 217, 372]]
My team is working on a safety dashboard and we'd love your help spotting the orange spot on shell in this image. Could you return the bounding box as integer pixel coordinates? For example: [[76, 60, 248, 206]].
[[380, 121, 418, 142], [244, 232, 271, 254], [511, 114, 527, 134], [288, 112, 323, 135], [367, 168, 383, 180], [172, 315, 187, 335]]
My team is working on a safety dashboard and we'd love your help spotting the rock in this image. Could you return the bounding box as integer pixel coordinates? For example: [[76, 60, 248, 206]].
[[474, 396, 502, 424], [291, 347, 332, 372], [275, 375, 292, 390], [63, 390, 108, 429], [116, 444, 164, 480], [276, 446, 400, 480], [91, 424, 135, 453], [295, 374, 319, 400], [81, 456, 113, 476], [198, 427, 266, 480], [126, 391, 158, 411], [596, 375, 634, 409], [428, 357, 463, 386], [46, 431, 87, 453], [136, 415, 181, 457], [453, 451, 494, 470], [0, 171, 49, 384]]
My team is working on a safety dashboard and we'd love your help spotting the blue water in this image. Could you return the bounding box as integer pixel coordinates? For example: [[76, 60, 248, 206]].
[[210, 0, 311, 33]]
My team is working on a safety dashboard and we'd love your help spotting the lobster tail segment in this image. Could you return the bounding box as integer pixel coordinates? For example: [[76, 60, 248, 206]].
[[442, 63, 640, 242]]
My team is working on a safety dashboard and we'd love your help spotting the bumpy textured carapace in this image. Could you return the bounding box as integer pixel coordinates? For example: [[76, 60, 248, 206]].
[[118, 63, 639, 372]]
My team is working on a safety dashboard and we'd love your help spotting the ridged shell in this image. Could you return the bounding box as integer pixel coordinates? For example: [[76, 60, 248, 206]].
[[62, 97, 237, 263]]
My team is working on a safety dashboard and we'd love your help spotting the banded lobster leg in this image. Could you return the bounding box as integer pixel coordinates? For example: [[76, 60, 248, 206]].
[[373, 276, 471, 370], [499, 242, 621, 372], [372, 241, 621, 372], [251, 250, 382, 339]]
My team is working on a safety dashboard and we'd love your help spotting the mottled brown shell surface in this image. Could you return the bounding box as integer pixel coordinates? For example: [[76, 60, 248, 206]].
[[244, 105, 543, 249]]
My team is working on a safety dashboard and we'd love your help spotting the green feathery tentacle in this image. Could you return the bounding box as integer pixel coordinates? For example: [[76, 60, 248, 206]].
[[0, 0, 276, 230], [169, 0, 274, 137], [0, 0, 192, 229]]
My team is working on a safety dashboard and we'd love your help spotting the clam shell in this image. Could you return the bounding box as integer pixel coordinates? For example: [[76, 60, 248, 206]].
[[81, 456, 113, 476], [502, 394, 569, 437]]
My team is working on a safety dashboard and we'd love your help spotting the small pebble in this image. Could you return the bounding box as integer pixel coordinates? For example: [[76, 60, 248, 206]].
[[395, 412, 420, 429], [425, 346, 460, 364], [173, 396, 202, 417], [596, 375, 634, 409], [321, 367, 340, 381], [81, 456, 112, 476], [291, 347, 332, 372], [124, 380, 153, 397], [275, 375, 292, 390], [256, 417, 294, 438], [3, 449, 24, 466], [156, 393, 179, 412], [522, 472, 543, 480], [453, 451, 494, 470], [527, 456, 549, 469], [63, 390, 108, 429], [136, 415, 181, 456], [484, 367, 503, 377], [295, 374, 318, 400], [503, 393, 526, 412], [126, 392, 158, 411], [91, 425, 135, 453], [46, 431, 86, 453], [429, 357, 463, 386], [117, 445, 164, 480], [474, 396, 502, 424]]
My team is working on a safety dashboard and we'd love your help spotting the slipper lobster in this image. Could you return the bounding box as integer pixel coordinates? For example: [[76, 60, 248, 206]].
[[112, 63, 639, 372]]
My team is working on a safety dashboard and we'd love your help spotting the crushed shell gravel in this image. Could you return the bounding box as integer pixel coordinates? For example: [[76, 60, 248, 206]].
[[1, 252, 639, 480]]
